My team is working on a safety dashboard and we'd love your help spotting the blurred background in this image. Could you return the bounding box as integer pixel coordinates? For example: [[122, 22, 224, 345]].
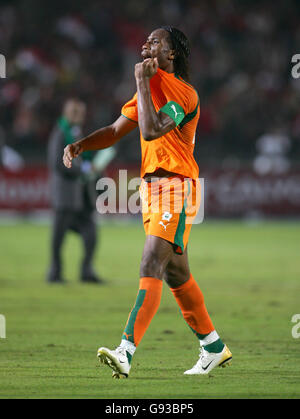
[[1, 0, 300, 219]]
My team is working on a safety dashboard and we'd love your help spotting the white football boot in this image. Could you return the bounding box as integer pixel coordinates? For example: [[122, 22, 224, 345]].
[[97, 346, 131, 379], [184, 345, 232, 375]]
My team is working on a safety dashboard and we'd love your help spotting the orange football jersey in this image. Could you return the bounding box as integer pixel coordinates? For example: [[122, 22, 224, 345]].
[[121, 68, 200, 180]]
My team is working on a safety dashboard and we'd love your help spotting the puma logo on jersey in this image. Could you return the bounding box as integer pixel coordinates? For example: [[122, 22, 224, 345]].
[[159, 221, 169, 231], [171, 104, 183, 120], [159, 212, 173, 231]]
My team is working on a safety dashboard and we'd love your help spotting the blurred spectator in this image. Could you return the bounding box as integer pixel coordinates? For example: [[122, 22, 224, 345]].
[[47, 98, 106, 284]]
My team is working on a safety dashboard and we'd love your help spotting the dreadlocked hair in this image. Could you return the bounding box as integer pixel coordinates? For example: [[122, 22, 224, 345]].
[[161, 26, 191, 82]]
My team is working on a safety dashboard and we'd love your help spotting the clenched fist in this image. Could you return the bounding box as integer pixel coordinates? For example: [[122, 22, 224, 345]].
[[135, 58, 158, 80]]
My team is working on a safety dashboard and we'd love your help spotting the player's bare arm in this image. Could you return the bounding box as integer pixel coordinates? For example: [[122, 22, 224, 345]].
[[135, 58, 176, 141], [63, 115, 137, 168]]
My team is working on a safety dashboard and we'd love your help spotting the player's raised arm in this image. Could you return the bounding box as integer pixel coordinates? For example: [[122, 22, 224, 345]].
[[135, 58, 176, 141], [63, 115, 137, 168]]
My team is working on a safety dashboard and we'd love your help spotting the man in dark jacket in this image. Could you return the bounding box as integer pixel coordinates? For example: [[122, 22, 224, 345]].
[[47, 98, 103, 284]]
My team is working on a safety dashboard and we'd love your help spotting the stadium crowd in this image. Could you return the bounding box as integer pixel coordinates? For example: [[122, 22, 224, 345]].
[[0, 0, 300, 167]]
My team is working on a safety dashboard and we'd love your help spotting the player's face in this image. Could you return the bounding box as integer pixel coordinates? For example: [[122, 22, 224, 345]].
[[141, 29, 175, 69]]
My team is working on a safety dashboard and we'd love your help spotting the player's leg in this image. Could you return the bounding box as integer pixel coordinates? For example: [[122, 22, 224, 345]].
[[98, 235, 174, 377], [47, 210, 71, 283], [165, 248, 215, 337], [121, 235, 173, 345], [98, 177, 192, 376], [165, 249, 232, 375]]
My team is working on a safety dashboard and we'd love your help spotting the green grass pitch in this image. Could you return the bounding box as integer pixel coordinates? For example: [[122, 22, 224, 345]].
[[0, 220, 299, 399]]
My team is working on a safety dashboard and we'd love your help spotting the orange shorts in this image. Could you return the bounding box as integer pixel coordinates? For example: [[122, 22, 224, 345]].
[[140, 176, 201, 254]]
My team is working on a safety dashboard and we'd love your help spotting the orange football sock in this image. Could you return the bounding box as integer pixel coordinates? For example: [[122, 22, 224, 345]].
[[122, 277, 163, 347], [170, 274, 215, 339]]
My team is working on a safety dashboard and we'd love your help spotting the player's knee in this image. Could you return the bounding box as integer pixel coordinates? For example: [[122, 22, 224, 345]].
[[140, 250, 165, 279], [164, 267, 190, 288]]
